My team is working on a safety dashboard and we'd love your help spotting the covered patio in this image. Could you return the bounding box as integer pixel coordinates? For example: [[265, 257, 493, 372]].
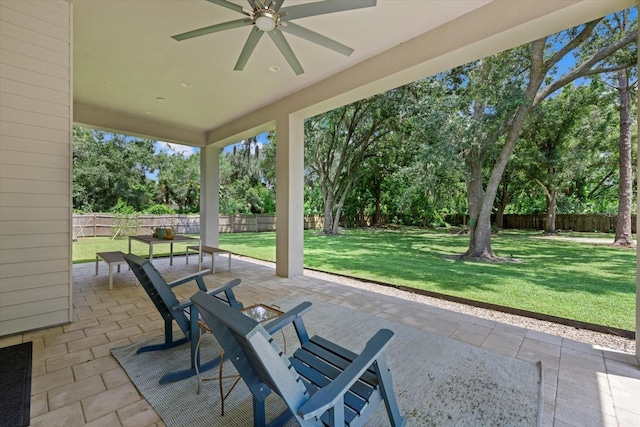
[[0, 256, 637, 426], [1, 0, 639, 425]]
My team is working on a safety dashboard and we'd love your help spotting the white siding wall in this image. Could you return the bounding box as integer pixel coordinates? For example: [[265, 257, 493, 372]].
[[0, 0, 72, 336]]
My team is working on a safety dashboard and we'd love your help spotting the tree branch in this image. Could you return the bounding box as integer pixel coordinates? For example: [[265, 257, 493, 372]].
[[535, 27, 638, 104], [545, 20, 601, 69], [578, 63, 638, 77], [533, 178, 552, 200], [586, 170, 615, 199]]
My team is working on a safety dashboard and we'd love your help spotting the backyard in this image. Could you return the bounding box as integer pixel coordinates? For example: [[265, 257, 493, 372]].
[[74, 228, 636, 331]]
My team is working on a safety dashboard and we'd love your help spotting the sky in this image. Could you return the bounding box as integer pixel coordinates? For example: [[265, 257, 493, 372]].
[[149, 132, 269, 180], [155, 141, 199, 157], [157, 132, 270, 157]]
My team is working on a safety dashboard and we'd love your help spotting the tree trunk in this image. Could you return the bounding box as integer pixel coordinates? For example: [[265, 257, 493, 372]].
[[331, 177, 355, 234], [544, 189, 557, 235], [613, 69, 635, 246], [467, 99, 533, 259], [495, 178, 510, 229], [322, 195, 334, 234], [464, 155, 488, 256], [374, 184, 382, 225]]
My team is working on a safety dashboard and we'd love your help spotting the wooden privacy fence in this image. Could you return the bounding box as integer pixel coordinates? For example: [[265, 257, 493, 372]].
[[73, 214, 325, 238], [445, 214, 636, 233], [74, 213, 631, 238]]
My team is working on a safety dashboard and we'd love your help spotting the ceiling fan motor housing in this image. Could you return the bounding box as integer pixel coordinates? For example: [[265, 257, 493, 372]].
[[254, 10, 279, 32]]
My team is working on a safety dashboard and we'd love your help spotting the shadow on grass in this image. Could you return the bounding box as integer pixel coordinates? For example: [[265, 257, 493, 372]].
[[220, 229, 635, 329]]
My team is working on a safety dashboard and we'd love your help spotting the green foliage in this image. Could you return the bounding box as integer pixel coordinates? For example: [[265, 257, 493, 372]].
[[145, 204, 177, 214], [110, 199, 137, 214], [220, 137, 276, 215], [73, 128, 202, 214], [304, 184, 323, 215], [155, 150, 201, 213], [73, 129, 156, 212], [304, 87, 414, 233]]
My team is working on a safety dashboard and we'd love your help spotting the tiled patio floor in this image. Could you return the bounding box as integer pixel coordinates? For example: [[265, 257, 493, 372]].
[[1, 256, 638, 427]]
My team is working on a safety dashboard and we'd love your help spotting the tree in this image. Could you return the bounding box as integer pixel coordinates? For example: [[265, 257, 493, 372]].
[[613, 65, 636, 246], [342, 131, 415, 226], [451, 16, 636, 259], [602, 10, 638, 246], [155, 151, 201, 213], [73, 129, 156, 212], [518, 84, 612, 234], [305, 89, 409, 235], [493, 156, 531, 229], [219, 137, 275, 214]]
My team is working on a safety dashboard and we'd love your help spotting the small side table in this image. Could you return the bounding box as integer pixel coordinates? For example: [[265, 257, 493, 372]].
[[95, 251, 127, 290], [195, 303, 285, 416], [186, 245, 231, 273]]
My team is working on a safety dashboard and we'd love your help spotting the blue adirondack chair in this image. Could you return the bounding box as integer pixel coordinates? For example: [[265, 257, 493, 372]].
[[124, 253, 243, 384], [190, 290, 406, 427]]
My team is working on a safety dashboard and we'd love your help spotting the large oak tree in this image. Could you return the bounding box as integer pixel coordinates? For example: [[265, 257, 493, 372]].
[[453, 16, 636, 259]]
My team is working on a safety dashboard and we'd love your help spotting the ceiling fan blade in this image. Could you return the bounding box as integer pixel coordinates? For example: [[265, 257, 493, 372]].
[[234, 27, 265, 71], [268, 30, 304, 75], [206, 0, 250, 15], [172, 18, 252, 41], [279, 22, 353, 56], [281, 0, 376, 21]]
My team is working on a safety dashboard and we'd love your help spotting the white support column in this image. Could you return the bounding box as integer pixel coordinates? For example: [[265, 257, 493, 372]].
[[275, 113, 305, 278], [200, 146, 220, 248]]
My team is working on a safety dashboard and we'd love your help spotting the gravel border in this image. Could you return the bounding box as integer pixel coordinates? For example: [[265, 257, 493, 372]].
[[238, 255, 636, 355]]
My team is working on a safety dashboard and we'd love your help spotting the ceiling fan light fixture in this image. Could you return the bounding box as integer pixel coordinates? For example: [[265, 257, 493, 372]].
[[254, 11, 277, 32]]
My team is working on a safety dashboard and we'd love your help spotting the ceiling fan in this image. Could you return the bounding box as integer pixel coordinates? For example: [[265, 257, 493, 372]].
[[172, 0, 377, 75]]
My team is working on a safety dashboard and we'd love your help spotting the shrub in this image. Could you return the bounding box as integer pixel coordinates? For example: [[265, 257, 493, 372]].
[[110, 199, 137, 214], [145, 204, 177, 214], [112, 214, 139, 239]]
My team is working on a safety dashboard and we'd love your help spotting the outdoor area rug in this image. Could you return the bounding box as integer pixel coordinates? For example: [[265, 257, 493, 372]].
[[112, 296, 543, 427], [0, 341, 33, 427]]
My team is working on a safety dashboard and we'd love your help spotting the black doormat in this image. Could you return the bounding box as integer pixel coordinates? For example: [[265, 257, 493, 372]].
[[0, 341, 33, 427]]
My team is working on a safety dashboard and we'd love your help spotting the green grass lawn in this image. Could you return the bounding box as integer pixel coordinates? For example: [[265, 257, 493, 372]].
[[73, 236, 200, 263], [74, 229, 636, 331]]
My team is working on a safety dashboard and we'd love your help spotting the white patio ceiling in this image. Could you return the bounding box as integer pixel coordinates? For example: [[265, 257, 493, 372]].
[[72, 0, 633, 147]]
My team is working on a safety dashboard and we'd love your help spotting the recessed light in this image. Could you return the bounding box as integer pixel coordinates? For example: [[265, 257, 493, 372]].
[[156, 97, 165, 101], [180, 82, 192, 88], [269, 65, 280, 72]]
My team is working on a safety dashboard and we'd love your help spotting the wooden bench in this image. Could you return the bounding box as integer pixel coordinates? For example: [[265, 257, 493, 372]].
[[186, 245, 231, 273], [95, 251, 127, 290]]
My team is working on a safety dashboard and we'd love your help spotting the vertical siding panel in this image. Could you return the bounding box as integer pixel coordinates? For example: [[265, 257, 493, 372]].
[[0, 0, 72, 336]]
